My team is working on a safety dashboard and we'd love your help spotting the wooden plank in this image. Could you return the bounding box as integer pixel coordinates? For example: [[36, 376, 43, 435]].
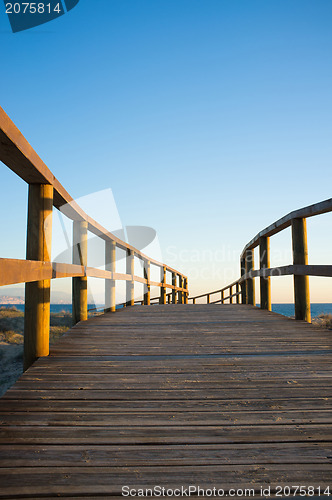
[[0, 464, 331, 498], [0, 258, 52, 286], [240, 264, 332, 282], [0, 409, 331, 426], [0, 259, 87, 286], [52, 262, 84, 279], [1, 423, 331, 444], [1, 443, 332, 467], [4, 386, 332, 401], [1, 397, 331, 412], [190, 279, 243, 300]]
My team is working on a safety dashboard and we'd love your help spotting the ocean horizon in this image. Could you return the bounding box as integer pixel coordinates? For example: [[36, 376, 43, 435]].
[[1, 303, 332, 319]]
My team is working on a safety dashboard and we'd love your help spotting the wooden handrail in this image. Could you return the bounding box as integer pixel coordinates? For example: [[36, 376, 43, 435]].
[[0, 107, 188, 369], [190, 200, 332, 323], [240, 198, 332, 258], [0, 107, 186, 276], [240, 264, 332, 281], [190, 278, 240, 301]]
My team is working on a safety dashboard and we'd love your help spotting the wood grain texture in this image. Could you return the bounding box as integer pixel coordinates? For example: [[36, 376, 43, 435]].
[[292, 218, 311, 322], [0, 304, 331, 498], [24, 184, 53, 370], [72, 220, 88, 324]]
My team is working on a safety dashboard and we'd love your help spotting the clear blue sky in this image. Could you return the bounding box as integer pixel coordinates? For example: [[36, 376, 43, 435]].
[[1, 0, 332, 303]]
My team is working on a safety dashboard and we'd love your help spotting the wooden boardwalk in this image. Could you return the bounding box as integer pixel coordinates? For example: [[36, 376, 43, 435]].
[[0, 304, 332, 498]]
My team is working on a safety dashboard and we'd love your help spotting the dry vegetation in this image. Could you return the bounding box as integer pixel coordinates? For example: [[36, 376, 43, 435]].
[[312, 313, 332, 330], [0, 307, 72, 398]]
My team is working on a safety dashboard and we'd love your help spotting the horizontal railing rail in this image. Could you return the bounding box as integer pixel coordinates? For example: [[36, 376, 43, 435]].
[[189, 199, 332, 322], [190, 280, 241, 305], [0, 107, 188, 370], [240, 198, 332, 257]]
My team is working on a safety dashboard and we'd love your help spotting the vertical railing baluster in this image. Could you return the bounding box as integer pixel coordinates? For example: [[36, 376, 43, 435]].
[[105, 240, 116, 313], [292, 218, 311, 322], [178, 275, 183, 304], [72, 220, 88, 325], [259, 236, 271, 311], [144, 259, 150, 305], [184, 278, 188, 304], [245, 248, 255, 306], [160, 266, 166, 304], [229, 285, 233, 304], [126, 249, 135, 306], [236, 282, 240, 304], [172, 272, 177, 304], [240, 256, 247, 305], [24, 184, 53, 371]]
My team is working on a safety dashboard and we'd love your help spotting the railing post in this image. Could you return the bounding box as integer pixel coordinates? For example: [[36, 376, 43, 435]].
[[160, 266, 166, 304], [207, 294, 210, 304], [259, 236, 271, 311], [292, 218, 311, 322], [245, 248, 255, 306], [240, 257, 247, 305], [184, 278, 188, 304], [105, 240, 116, 313], [229, 285, 233, 304], [236, 282, 240, 304], [193, 298, 196, 305], [172, 272, 177, 304], [72, 220, 88, 325], [221, 289, 224, 304], [178, 275, 183, 304], [144, 260, 151, 305], [126, 249, 135, 307], [24, 184, 53, 371]]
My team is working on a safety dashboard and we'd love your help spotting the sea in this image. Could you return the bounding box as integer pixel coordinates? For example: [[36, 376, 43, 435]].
[[272, 303, 332, 318], [0, 304, 105, 314], [1, 303, 332, 318]]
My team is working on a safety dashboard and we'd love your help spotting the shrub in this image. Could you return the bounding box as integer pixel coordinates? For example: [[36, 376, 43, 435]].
[[312, 313, 332, 330], [0, 330, 24, 344]]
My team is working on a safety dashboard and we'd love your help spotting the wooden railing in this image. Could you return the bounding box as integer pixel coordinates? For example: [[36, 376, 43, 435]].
[[190, 280, 241, 305], [0, 107, 188, 370], [190, 198, 332, 323]]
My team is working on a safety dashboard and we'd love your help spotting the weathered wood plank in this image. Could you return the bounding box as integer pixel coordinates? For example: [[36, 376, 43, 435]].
[[0, 397, 330, 413], [1, 442, 331, 467], [0, 465, 331, 498]]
